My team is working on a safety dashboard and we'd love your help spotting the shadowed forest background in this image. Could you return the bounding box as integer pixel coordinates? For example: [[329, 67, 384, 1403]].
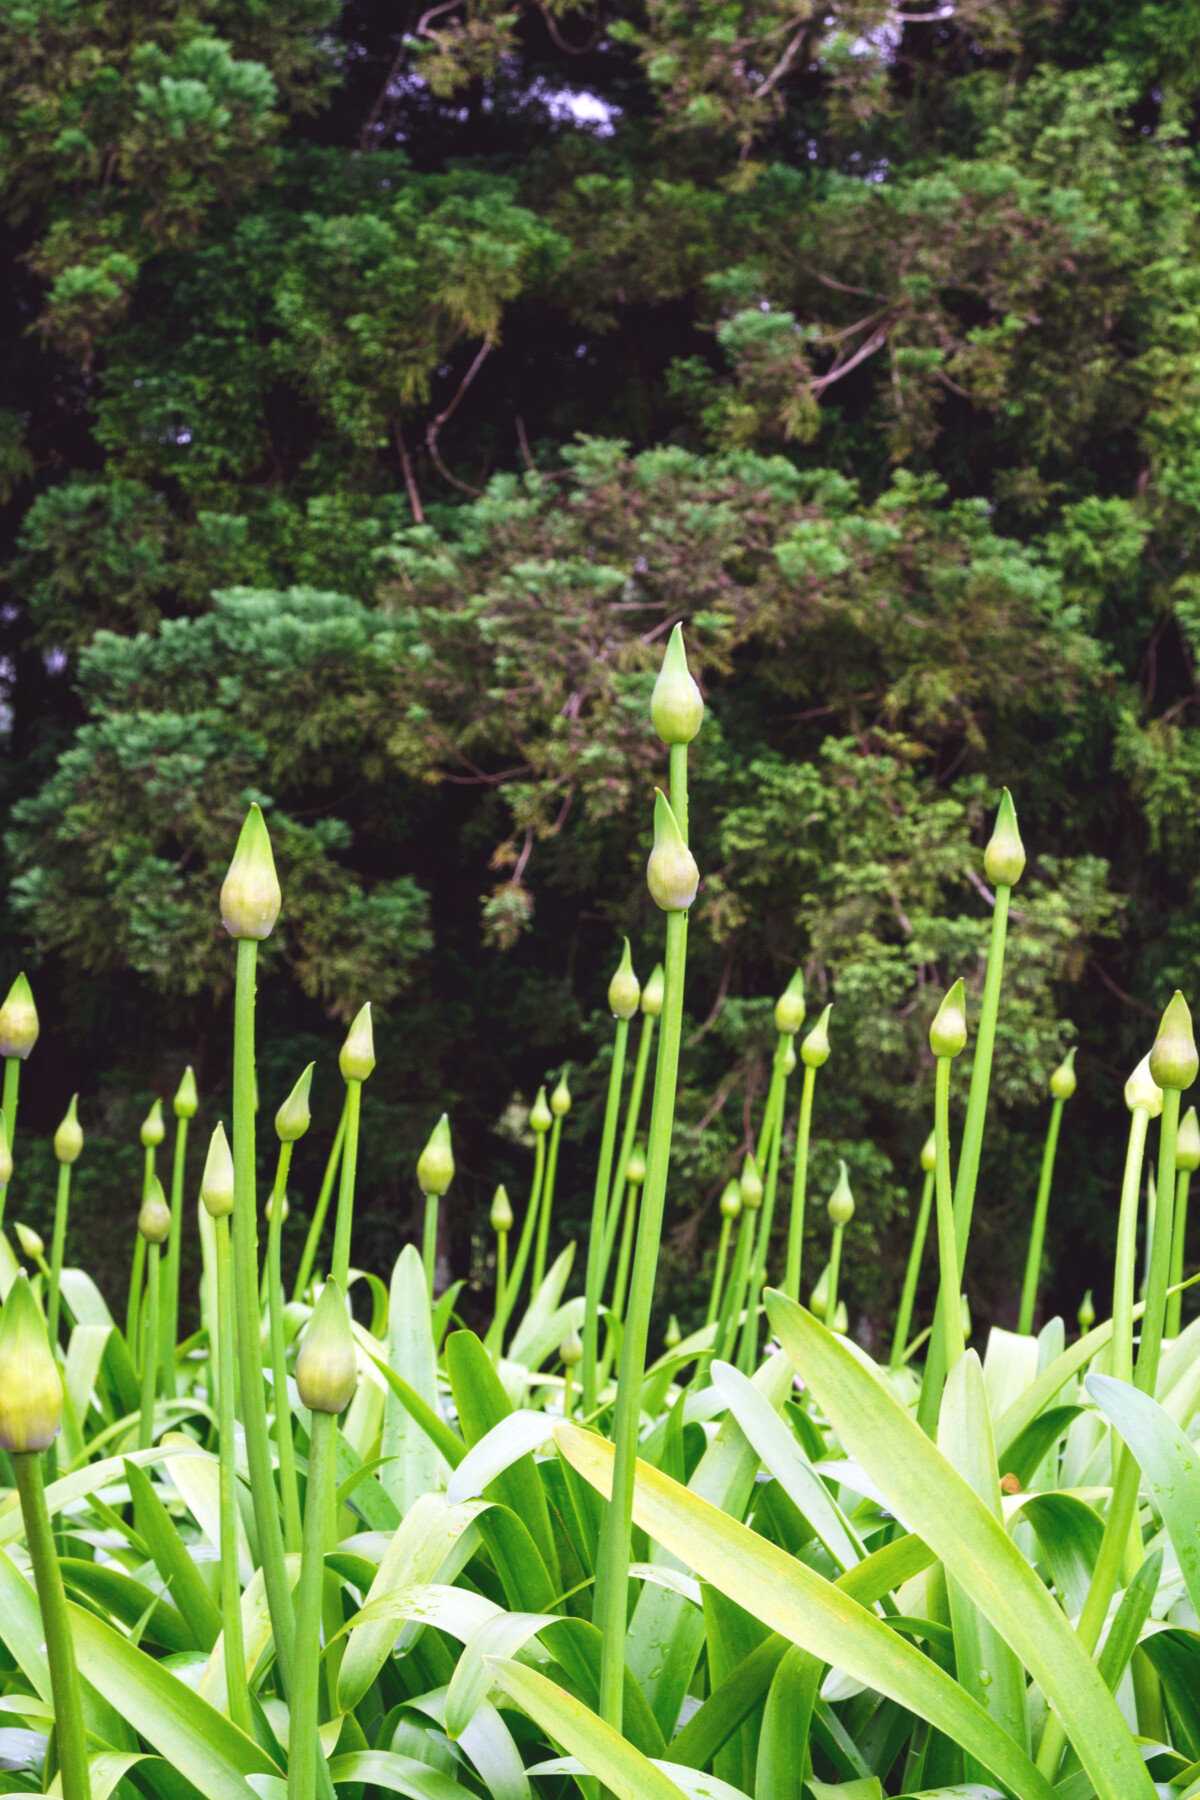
[[2, 0, 1199, 1345]]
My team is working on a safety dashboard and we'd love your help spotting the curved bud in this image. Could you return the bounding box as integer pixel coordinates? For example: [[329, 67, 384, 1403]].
[[608, 940, 640, 1020], [929, 978, 968, 1060], [530, 1087, 552, 1134], [1124, 1053, 1163, 1118], [1149, 990, 1199, 1092], [1077, 1289, 1096, 1332], [0, 973, 38, 1060], [1049, 1046, 1077, 1102], [719, 1177, 742, 1220], [0, 1272, 62, 1451], [275, 1063, 314, 1143], [626, 1143, 647, 1185], [339, 1004, 375, 1083], [295, 1279, 358, 1414], [983, 788, 1026, 889], [920, 1128, 936, 1174], [647, 789, 699, 913], [174, 1066, 199, 1120], [140, 1098, 165, 1149], [139, 1177, 171, 1243], [641, 964, 665, 1018], [265, 1192, 289, 1224], [560, 1325, 583, 1368], [802, 1003, 832, 1069], [54, 1094, 83, 1164], [1177, 1105, 1200, 1173], [809, 1261, 830, 1321], [14, 1222, 43, 1261], [417, 1114, 454, 1196], [490, 1184, 513, 1233], [782, 1038, 796, 1077], [200, 1123, 236, 1218], [664, 1314, 682, 1350], [221, 803, 282, 940], [739, 1153, 763, 1211], [650, 622, 704, 747], [827, 1159, 855, 1227], [773, 971, 806, 1036], [551, 1070, 572, 1118]]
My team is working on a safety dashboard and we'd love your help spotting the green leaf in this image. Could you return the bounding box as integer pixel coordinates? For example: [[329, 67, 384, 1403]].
[[122, 1459, 222, 1652], [47, 1750, 151, 1800], [445, 1410, 556, 1505], [1012, 1493, 1104, 1620], [996, 1406, 1083, 1488], [59, 1558, 195, 1652], [381, 1245, 441, 1517], [1095, 1550, 1161, 1693], [327, 1752, 463, 1799], [753, 1643, 820, 1800], [1088, 1373, 1200, 1617], [359, 1337, 465, 1469]]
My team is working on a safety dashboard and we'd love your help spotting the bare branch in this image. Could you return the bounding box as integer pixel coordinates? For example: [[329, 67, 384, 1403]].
[[538, 0, 604, 54], [393, 418, 424, 524], [426, 337, 493, 496], [810, 323, 891, 393]]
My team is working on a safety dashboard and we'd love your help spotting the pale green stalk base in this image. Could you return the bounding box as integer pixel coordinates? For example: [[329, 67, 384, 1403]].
[[502, 1132, 545, 1333], [268, 1144, 302, 1556], [784, 1064, 817, 1302], [162, 1112, 190, 1399], [127, 1231, 145, 1365], [422, 1192, 438, 1299], [583, 1017, 630, 1414], [138, 1241, 160, 1451], [1168, 1166, 1192, 1339], [597, 1181, 638, 1392], [48, 1161, 71, 1349], [14, 1449, 91, 1800], [890, 1169, 933, 1369], [0, 1057, 19, 1231], [1018, 1096, 1065, 1335], [293, 1103, 347, 1302], [602, 1015, 656, 1275], [826, 1221, 844, 1332], [933, 1056, 964, 1375], [331, 1079, 362, 1291], [738, 1038, 789, 1372], [1112, 1109, 1151, 1387], [706, 1214, 732, 1327], [288, 1408, 338, 1800], [532, 1113, 563, 1296], [214, 1215, 253, 1731]]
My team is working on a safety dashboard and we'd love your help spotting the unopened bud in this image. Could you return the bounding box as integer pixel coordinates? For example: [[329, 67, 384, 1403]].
[[14, 1222, 43, 1261], [608, 940, 640, 1020], [560, 1325, 583, 1368], [174, 1066, 198, 1120], [827, 1160, 854, 1227], [265, 1192, 289, 1224], [1049, 1047, 1077, 1102], [417, 1114, 454, 1196], [626, 1143, 647, 1185], [831, 1300, 848, 1335], [1125, 1053, 1163, 1118], [782, 1037, 796, 1077], [54, 1095, 83, 1164], [0, 974, 38, 1060], [930, 979, 968, 1060], [295, 1278, 358, 1414], [0, 1126, 12, 1188], [650, 623, 704, 747], [641, 964, 665, 1018], [551, 1071, 572, 1118], [647, 789, 699, 912], [983, 788, 1026, 888], [773, 971, 806, 1036], [740, 1153, 763, 1211], [221, 803, 282, 940], [275, 1063, 314, 1143], [664, 1314, 682, 1350], [719, 1178, 741, 1219], [1149, 990, 1199, 1092], [1178, 1105, 1200, 1173], [530, 1087, 552, 1134], [1077, 1289, 1095, 1332], [961, 1293, 972, 1344], [139, 1177, 171, 1243], [339, 1004, 375, 1082], [810, 1261, 830, 1321], [140, 1098, 165, 1148], [802, 1003, 832, 1069], [0, 1272, 62, 1451], [200, 1123, 235, 1218], [490, 1184, 513, 1232], [920, 1129, 936, 1174]]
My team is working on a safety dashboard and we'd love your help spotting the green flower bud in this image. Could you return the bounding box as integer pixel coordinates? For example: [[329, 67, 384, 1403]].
[[265, 1192, 289, 1224], [608, 940, 640, 1020], [0, 1126, 12, 1188], [1125, 1053, 1163, 1118], [417, 1113, 454, 1196], [0, 1272, 62, 1451], [1177, 1105, 1200, 1173], [773, 971, 806, 1036], [650, 623, 704, 747], [1149, 990, 1199, 1092], [530, 1087, 552, 1134], [490, 1184, 513, 1232], [295, 1278, 358, 1414], [0, 974, 38, 1060], [14, 1222, 43, 1261], [1049, 1047, 1077, 1102], [664, 1314, 682, 1350], [221, 803, 282, 940], [550, 1070, 572, 1118], [626, 1142, 647, 1185], [920, 1129, 936, 1173], [174, 1066, 199, 1120], [1077, 1289, 1095, 1332], [641, 964, 665, 1018], [200, 1123, 235, 1219], [54, 1094, 83, 1164], [740, 1153, 763, 1211], [719, 1178, 742, 1219], [275, 1063, 314, 1143], [782, 1038, 796, 1077], [831, 1299, 848, 1335], [802, 1003, 832, 1069], [339, 1003, 375, 1082], [929, 978, 968, 1060], [560, 1325, 583, 1368], [827, 1160, 854, 1227], [961, 1293, 972, 1344], [809, 1261, 830, 1321], [647, 789, 699, 912], [139, 1177, 171, 1243], [983, 788, 1026, 889], [140, 1098, 165, 1149]]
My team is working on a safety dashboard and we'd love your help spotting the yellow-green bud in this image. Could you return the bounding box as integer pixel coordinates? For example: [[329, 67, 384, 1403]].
[[0, 1126, 12, 1188], [295, 1278, 358, 1414], [626, 1143, 647, 1185], [961, 1293, 972, 1344], [827, 1160, 854, 1227], [664, 1314, 682, 1350], [275, 1063, 314, 1143], [14, 1222, 43, 1261], [983, 788, 1026, 889], [1049, 1047, 1077, 1102], [490, 1184, 513, 1232], [265, 1192, 289, 1224], [140, 1098, 165, 1148], [221, 803, 282, 940], [740, 1153, 763, 1211], [1149, 990, 1199, 1092], [782, 1037, 796, 1077], [339, 1003, 375, 1082], [920, 1129, 936, 1174], [1177, 1105, 1200, 1173], [417, 1113, 454, 1196], [929, 978, 967, 1059], [200, 1123, 235, 1218], [1077, 1289, 1095, 1332], [174, 1066, 199, 1120], [1125, 1053, 1163, 1118], [0, 1272, 62, 1451], [719, 1178, 742, 1219], [802, 1003, 832, 1069], [647, 789, 699, 912], [650, 622, 704, 747], [139, 1177, 171, 1243], [810, 1261, 830, 1321], [831, 1299, 849, 1335], [774, 971, 806, 1036], [551, 1071, 572, 1118], [0, 974, 38, 1060], [530, 1087, 552, 1134], [641, 964, 665, 1018], [560, 1324, 583, 1368], [54, 1094, 83, 1164], [608, 940, 640, 1020]]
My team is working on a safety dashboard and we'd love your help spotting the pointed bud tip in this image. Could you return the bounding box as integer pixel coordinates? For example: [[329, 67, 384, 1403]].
[[295, 1278, 358, 1413], [339, 1002, 375, 1083], [1149, 990, 1199, 1092], [650, 623, 704, 747], [920, 1128, 936, 1173], [221, 803, 282, 940], [417, 1112, 454, 1195], [551, 1070, 572, 1117], [173, 1066, 199, 1119], [1049, 1046, 1077, 1101], [827, 1159, 854, 1226], [1178, 1105, 1200, 1172], [200, 1122, 235, 1218], [929, 978, 968, 1060], [739, 1152, 763, 1209], [664, 1314, 682, 1349], [0, 1272, 62, 1451], [774, 970, 806, 1036], [801, 1002, 832, 1068], [140, 1097, 165, 1148], [641, 963, 665, 1018], [0, 973, 38, 1060], [647, 789, 699, 912], [275, 1063, 314, 1143], [625, 1142, 647, 1185], [14, 1221, 43, 1261], [607, 939, 640, 1019], [490, 1184, 513, 1232], [1077, 1289, 1095, 1331], [719, 1177, 742, 1218], [560, 1325, 584, 1366], [530, 1087, 552, 1133], [139, 1176, 171, 1243], [983, 787, 1026, 889], [1124, 1052, 1164, 1118], [54, 1094, 83, 1164]]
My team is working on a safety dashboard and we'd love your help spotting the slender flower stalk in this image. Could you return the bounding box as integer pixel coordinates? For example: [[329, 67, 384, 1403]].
[[533, 1069, 571, 1294], [137, 1179, 170, 1451], [930, 979, 968, 1376], [602, 967, 661, 1278], [784, 1004, 831, 1301], [824, 1161, 854, 1330], [1018, 1048, 1076, 1335], [127, 1099, 164, 1365], [503, 1088, 550, 1325], [560, 1324, 582, 1419], [48, 1096, 82, 1350], [270, 1066, 312, 1556], [582, 943, 639, 1413], [0, 973, 37, 1234], [737, 988, 802, 1372], [890, 1130, 935, 1369], [162, 1067, 198, 1398], [332, 1005, 374, 1290], [1112, 1057, 1162, 1386], [597, 1145, 646, 1391], [1168, 1103, 1200, 1337], [292, 1102, 347, 1301], [484, 1186, 513, 1355], [706, 1179, 741, 1326], [716, 1154, 761, 1362], [417, 1112, 454, 1300]]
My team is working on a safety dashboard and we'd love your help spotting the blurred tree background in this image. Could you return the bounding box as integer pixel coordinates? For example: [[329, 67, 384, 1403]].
[[2, 0, 1199, 1347]]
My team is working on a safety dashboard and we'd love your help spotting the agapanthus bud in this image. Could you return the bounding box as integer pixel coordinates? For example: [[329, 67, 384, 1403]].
[[1149, 990, 1199, 1092], [139, 1177, 171, 1243], [782, 1038, 796, 1077], [983, 788, 1026, 889], [0, 974, 38, 1060], [0, 1126, 12, 1187], [929, 979, 968, 1059], [664, 1314, 682, 1350], [54, 1094, 83, 1164], [650, 623, 704, 747], [140, 1098, 165, 1148], [295, 1279, 358, 1414], [560, 1325, 583, 1368], [275, 1063, 314, 1143], [774, 971, 806, 1036], [417, 1114, 454, 1196], [14, 1222, 43, 1261], [831, 1299, 848, 1334], [1177, 1105, 1200, 1173], [339, 1004, 375, 1082], [1077, 1289, 1095, 1332], [530, 1087, 552, 1134], [810, 1262, 830, 1321], [1049, 1047, 1077, 1102], [740, 1153, 763, 1211], [1125, 1053, 1164, 1118], [626, 1143, 647, 1185], [719, 1177, 742, 1219], [641, 964, 665, 1018], [802, 1004, 832, 1069], [647, 789, 699, 912], [265, 1192, 289, 1224], [827, 1160, 854, 1227], [920, 1129, 936, 1174], [0, 1272, 62, 1451], [608, 940, 640, 1020], [961, 1293, 972, 1344], [174, 1066, 198, 1120], [490, 1184, 513, 1232], [221, 803, 282, 940], [200, 1123, 235, 1218], [551, 1071, 572, 1118]]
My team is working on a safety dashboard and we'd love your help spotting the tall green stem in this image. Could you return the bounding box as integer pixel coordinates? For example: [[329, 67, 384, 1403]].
[[421, 1192, 438, 1298], [583, 1018, 630, 1414], [1018, 1095, 1065, 1336], [138, 1242, 160, 1451], [162, 1111, 190, 1398], [127, 1144, 155, 1364], [268, 1144, 302, 1555], [932, 1056, 964, 1375], [1140, 1087, 1179, 1399], [597, 1181, 639, 1393], [48, 1162, 71, 1349], [14, 1451, 90, 1800], [533, 1113, 563, 1295], [293, 1104, 347, 1302], [706, 1215, 732, 1327], [890, 1170, 933, 1370], [1112, 1109, 1151, 1388], [288, 1408, 337, 1800], [503, 1132, 545, 1327], [0, 1057, 19, 1231], [214, 1215, 252, 1731], [738, 1039, 789, 1372], [602, 1016, 656, 1274], [826, 1221, 844, 1331], [715, 1207, 754, 1362], [784, 1064, 816, 1302], [330, 1079, 362, 1291], [1168, 1165, 1192, 1339]]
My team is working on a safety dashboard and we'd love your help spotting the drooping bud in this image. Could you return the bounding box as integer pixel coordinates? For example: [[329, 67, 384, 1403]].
[[920, 1129, 936, 1174], [0, 974, 38, 1060], [664, 1314, 682, 1350], [1077, 1289, 1095, 1332], [490, 1184, 513, 1232], [0, 1272, 62, 1451], [54, 1094, 83, 1164], [173, 1066, 199, 1120], [275, 1063, 314, 1143], [647, 789, 699, 912], [739, 1153, 763, 1211], [139, 1176, 171, 1243], [339, 1004, 375, 1082], [200, 1123, 235, 1219], [608, 940, 640, 1020], [560, 1324, 583, 1368], [809, 1261, 830, 1321], [719, 1178, 742, 1219], [773, 971, 806, 1036], [417, 1114, 455, 1196], [650, 623, 704, 747], [827, 1160, 854, 1227], [1125, 1053, 1164, 1118], [1049, 1047, 1077, 1102], [929, 978, 968, 1060], [530, 1087, 552, 1134], [1177, 1105, 1200, 1173], [983, 788, 1026, 889], [265, 1192, 289, 1224], [140, 1098, 165, 1148], [641, 964, 665, 1018], [801, 1003, 832, 1069], [14, 1222, 43, 1261], [295, 1278, 358, 1414], [551, 1071, 572, 1118], [782, 1038, 796, 1077], [1149, 991, 1199, 1092], [220, 803, 282, 940], [626, 1143, 647, 1185]]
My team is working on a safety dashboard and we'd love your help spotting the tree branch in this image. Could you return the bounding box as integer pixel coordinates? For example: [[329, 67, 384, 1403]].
[[426, 337, 493, 496]]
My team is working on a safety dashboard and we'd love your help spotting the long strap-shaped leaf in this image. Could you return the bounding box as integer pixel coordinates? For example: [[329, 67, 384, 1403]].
[[1088, 1373, 1200, 1617], [553, 1425, 1057, 1800], [764, 1291, 1156, 1800]]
